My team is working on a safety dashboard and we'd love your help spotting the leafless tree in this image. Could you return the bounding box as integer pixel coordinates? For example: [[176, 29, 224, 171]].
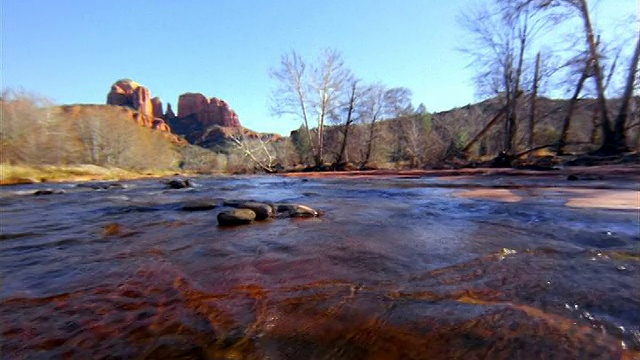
[[612, 32, 640, 149], [353, 84, 411, 166], [310, 49, 351, 164], [270, 51, 315, 163], [511, 0, 638, 153], [527, 52, 542, 157], [229, 132, 278, 173], [331, 80, 359, 167], [270, 49, 350, 166], [460, 0, 558, 155]]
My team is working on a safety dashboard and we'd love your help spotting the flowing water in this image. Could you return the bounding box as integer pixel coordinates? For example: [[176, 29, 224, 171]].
[[1, 174, 638, 359]]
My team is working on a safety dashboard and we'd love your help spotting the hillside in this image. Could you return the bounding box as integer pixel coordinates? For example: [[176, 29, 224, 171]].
[[308, 95, 640, 169]]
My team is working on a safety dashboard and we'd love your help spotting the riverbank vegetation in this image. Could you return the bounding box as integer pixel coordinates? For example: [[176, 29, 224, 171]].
[[267, 0, 639, 171]]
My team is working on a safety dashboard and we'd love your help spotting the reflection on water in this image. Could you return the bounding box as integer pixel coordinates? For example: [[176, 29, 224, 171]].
[[1, 175, 638, 359]]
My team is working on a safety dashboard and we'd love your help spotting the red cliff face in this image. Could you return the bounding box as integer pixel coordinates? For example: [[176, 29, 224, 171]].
[[151, 97, 164, 119], [106, 80, 250, 148], [177, 93, 241, 128], [104, 80, 183, 141], [106, 80, 154, 118]]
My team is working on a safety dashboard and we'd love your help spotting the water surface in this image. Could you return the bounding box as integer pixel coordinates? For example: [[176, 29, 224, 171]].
[[1, 174, 638, 359]]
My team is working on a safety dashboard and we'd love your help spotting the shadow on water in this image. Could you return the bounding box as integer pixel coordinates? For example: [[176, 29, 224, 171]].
[[0, 175, 638, 359]]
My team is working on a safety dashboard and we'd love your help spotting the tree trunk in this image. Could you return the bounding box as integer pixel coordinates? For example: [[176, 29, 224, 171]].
[[577, 0, 614, 153], [528, 52, 540, 158], [363, 118, 377, 166], [612, 31, 640, 152], [462, 91, 523, 154], [293, 64, 316, 165], [557, 62, 590, 155], [511, 18, 528, 153], [336, 82, 357, 166], [504, 52, 514, 152], [590, 105, 600, 145]]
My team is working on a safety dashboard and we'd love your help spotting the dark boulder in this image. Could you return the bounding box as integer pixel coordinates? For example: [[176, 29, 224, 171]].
[[167, 179, 191, 189], [33, 189, 65, 196], [217, 209, 256, 226], [238, 202, 273, 220]]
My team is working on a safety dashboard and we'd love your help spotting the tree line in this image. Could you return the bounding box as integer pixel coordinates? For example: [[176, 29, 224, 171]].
[[266, 0, 638, 170], [269, 49, 447, 169]]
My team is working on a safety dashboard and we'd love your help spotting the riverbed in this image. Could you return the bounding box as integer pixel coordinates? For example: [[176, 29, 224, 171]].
[[1, 172, 638, 359]]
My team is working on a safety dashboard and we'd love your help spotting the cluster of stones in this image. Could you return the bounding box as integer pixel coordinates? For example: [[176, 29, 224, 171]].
[[33, 178, 321, 227], [216, 201, 320, 226], [164, 179, 321, 225]]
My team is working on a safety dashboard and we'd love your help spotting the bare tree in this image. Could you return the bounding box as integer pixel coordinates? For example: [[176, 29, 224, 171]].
[[514, 0, 637, 153], [270, 51, 315, 164], [229, 132, 278, 173], [310, 49, 351, 165], [460, 0, 553, 155], [527, 52, 541, 157], [332, 80, 359, 167], [612, 31, 640, 150], [356, 85, 413, 167], [270, 49, 350, 166]]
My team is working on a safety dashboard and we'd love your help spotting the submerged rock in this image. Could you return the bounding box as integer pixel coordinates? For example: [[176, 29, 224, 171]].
[[275, 204, 320, 217], [238, 202, 273, 220], [167, 179, 191, 189], [33, 189, 65, 196], [223, 199, 253, 207], [181, 200, 217, 211], [77, 182, 125, 190], [567, 174, 603, 181], [217, 209, 256, 226]]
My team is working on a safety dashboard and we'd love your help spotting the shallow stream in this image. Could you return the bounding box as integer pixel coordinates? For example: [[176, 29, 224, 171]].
[[1, 174, 638, 359]]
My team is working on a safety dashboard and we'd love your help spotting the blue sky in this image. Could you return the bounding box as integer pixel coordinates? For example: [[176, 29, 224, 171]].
[[2, 0, 637, 135]]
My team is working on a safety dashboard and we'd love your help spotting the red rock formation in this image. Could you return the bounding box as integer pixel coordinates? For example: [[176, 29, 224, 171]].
[[151, 97, 163, 119], [106, 79, 153, 118], [177, 93, 208, 118], [152, 119, 171, 132], [177, 93, 241, 128], [165, 103, 176, 120]]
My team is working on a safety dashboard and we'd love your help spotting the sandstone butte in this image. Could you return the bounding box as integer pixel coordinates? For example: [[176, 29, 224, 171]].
[[165, 103, 177, 121], [106, 79, 173, 134], [106, 79, 242, 130], [151, 97, 164, 119], [177, 93, 241, 128], [106, 79, 283, 147]]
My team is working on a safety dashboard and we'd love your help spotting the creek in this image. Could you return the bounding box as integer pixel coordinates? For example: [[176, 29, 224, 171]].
[[1, 174, 638, 359]]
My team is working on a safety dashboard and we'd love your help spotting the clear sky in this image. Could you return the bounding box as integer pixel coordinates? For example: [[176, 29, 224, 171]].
[[2, 0, 637, 136]]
